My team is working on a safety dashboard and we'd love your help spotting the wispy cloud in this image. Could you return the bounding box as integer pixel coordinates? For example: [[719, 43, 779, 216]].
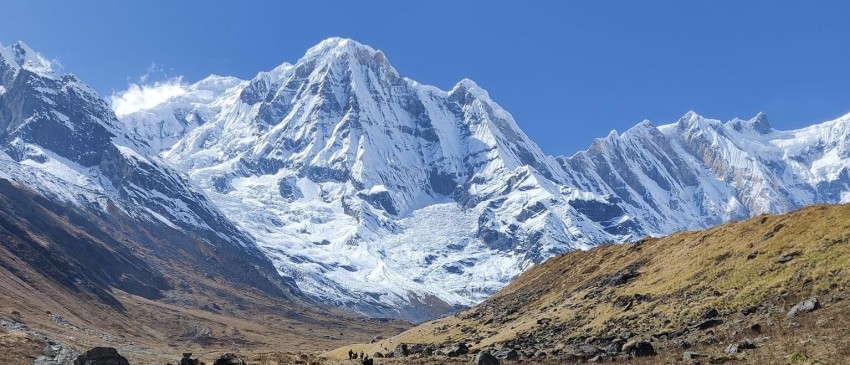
[[110, 63, 187, 116]]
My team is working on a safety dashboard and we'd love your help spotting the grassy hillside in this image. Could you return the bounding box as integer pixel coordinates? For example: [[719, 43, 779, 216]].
[[333, 204, 850, 364], [0, 179, 409, 364]]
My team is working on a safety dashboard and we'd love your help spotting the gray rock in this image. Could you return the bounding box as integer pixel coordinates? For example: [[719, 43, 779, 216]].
[[34, 339, 81, 365], [473, 351, 500, 365], [73, 347, 129, 365], [212, 353, 245, 365], [493, 348, 518, 361], [725, 338, 757, 354], [445, 343, 469, 357], [623, 339, 656, 357], [683, 351, 706, 361], [180, 353, 200, 365], [777, 252, 801, 263], [393, 343, 410, 357], [695, 318, 723, 330], [787, 297, 820, 318], [702, 308, 719, 319], [578, 344, 598, 356]]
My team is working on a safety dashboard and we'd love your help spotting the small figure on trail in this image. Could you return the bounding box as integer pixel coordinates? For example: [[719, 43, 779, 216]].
[[348, 349, 354, 359], [359, 351, 364, 359]]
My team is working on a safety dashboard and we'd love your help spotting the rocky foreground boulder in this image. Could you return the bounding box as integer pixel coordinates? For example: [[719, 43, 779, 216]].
[[473, 351, 500, 365], [212, 353, 245, 365], [787, 297, 820, 318], [178, 352, 200, 365], [73, 347, 129, 365]]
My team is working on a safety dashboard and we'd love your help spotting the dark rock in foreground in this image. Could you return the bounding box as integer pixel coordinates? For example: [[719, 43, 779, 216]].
[[623, 339, 656, 357], [73, 347, 129, 365], [473, 351, 500, 365], [213, 353, 245, 365], [179, 352, 200, 365]]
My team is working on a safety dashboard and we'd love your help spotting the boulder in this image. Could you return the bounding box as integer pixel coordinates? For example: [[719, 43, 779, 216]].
[[180, 353, 200, 365], [35, 340, 81, 365], [695, 318, 723, 330], [683, 351, 706, 362], [787, 297, 820, 318], [725, 339, 757, 354], [410, 343, 435, 356], [393, 343, 410, 357], [493, 347, 519, 361], [473, 351, 500, 365], [603, 342, 622, 354], [777, 252, 801, 264], [445, 343, 469, 357], [372, 352, 385, 358], [623, 339, 656, 357], [212, 353, 245, 365], [73, 347, 130, 365], [577, 344, 598, 357]]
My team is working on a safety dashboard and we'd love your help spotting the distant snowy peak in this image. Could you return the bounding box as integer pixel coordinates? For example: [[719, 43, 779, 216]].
[[0, 41, 53, 75]]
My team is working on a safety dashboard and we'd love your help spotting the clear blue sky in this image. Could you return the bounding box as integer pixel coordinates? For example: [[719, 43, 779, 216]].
[[2, 1, 850, 155]]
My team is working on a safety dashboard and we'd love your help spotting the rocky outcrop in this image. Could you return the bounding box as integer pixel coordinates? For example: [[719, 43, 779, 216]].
[[787, 297, 820, 318], [33, 339, 80, 365], [212, 353, 245, 365], [473, 351, 499, 365], [72, 347, 129, 365], [179, 353, 200, 365], [622, 339, 656, 358]]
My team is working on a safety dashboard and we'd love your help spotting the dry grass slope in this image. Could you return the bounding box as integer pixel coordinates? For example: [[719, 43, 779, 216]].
[[333, 203, 850, 364]]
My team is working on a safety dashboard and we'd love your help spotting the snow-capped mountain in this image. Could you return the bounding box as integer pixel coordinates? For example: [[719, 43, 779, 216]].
[[132, 38, 602, 321], [9, 37, 850, 323], [0, 41, 298, 298], [116, 37, 850, 321]]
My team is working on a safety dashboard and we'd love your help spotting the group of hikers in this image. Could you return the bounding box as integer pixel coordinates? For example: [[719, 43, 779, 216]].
[[347, 349, 374, 365]]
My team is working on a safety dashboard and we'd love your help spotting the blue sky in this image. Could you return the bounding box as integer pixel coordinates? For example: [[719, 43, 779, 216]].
[[2, 1, 850, 155]]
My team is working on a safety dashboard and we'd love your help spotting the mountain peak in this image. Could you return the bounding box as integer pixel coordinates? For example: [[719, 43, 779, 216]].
[[727, 112, 772, 134], [302, 37, 380, 61], [750, 111, 772, 133], [678, 110, 702, 123], [450, 78, 491, 101], [0, 41, 53, 74]]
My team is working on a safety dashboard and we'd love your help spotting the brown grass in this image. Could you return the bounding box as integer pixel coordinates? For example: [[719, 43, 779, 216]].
[[330, 203, 850, 364]]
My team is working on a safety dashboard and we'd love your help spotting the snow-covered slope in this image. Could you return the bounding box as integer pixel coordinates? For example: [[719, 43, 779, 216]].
[[115, 38, 850, 322], [0, 41, 299, 298], [138, 38, 610, 321], [557, 111, 850, 240]]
